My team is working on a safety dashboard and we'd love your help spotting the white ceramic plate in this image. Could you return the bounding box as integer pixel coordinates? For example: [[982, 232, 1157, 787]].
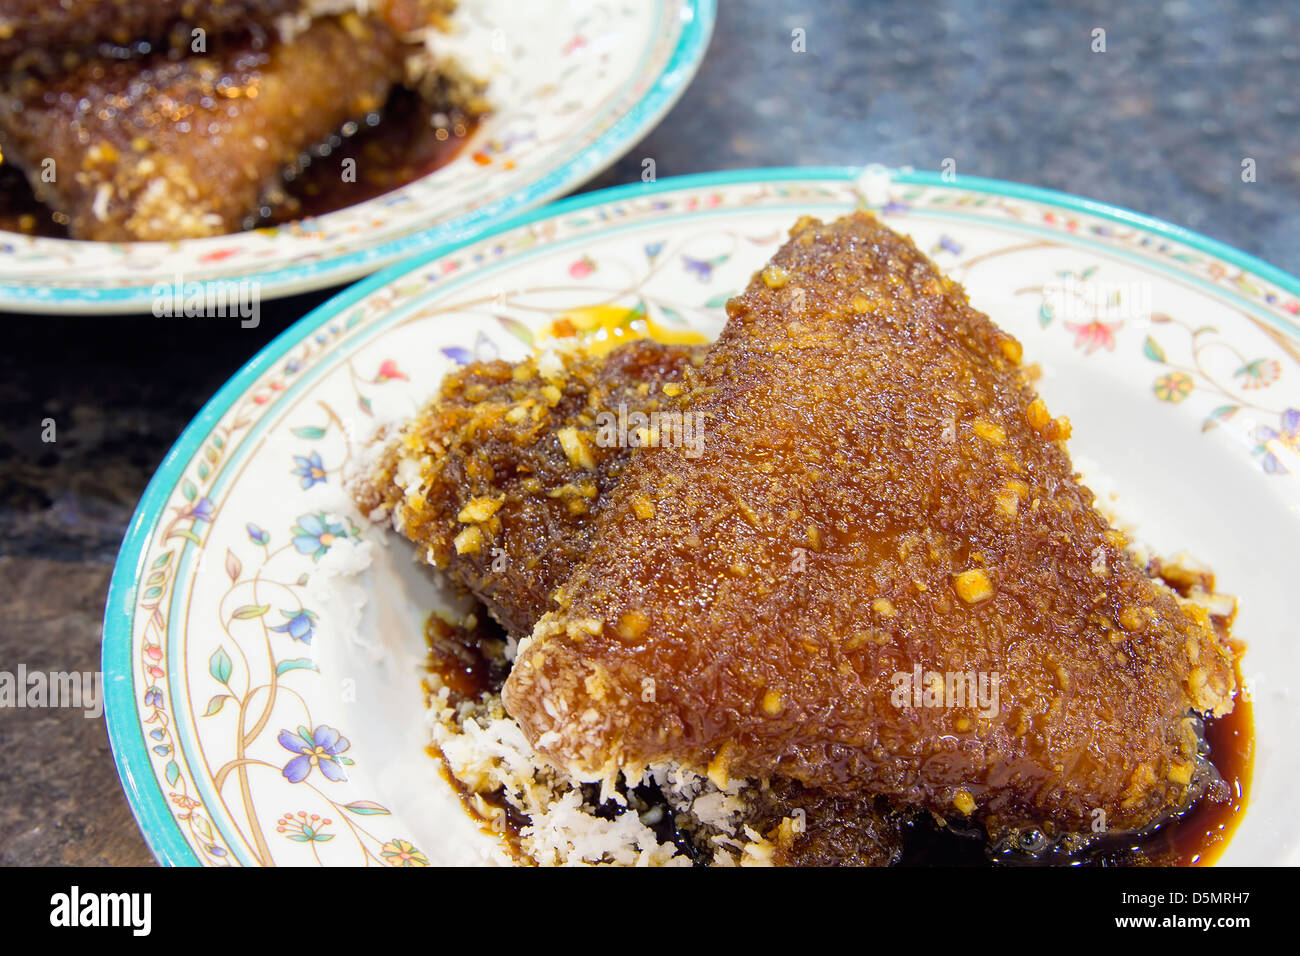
[[0, 0, 714, 313], [104, 168, 1300, 865]]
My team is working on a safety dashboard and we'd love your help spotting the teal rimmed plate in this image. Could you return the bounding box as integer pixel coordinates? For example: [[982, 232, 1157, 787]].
[[104, 168, 1300, 865], [0, 0, 714, 314]]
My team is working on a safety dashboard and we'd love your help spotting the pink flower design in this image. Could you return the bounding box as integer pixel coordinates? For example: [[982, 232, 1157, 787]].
[[1064, 320, 1122, 354], [376, 359, 408, 383], [198, 248, 240, 263]]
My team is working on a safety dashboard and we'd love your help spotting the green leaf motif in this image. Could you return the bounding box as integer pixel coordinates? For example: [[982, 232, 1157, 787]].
[[232, 604, 270, 620], [703, 292, 735, 309], [343, 801, 390, 816], [495, 314, 535, 346], [292, 426, 327, 440], [165, 761, 180, 786], [182, 480, 198, 502], [1202, 405, 1240, 433], [203, 694, 229, 716], [658, 305, 686, 325], [209, 647, 233, 685], [1142, 336, 1166, 363], [275, 658, 318, 677]]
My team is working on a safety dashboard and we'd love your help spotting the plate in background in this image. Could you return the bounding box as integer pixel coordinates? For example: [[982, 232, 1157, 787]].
[[0, 0, 714, 313]]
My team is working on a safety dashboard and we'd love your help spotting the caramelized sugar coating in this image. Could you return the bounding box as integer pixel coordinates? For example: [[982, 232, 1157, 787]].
[[423, 602, 902, 866], [355, 341, 706, 638], [504, 212, 1238, 839], [0, 12, 424, 240], [0, 0, 300, 60], [365, 340, 901, 866], [0, 0, 457, 61]]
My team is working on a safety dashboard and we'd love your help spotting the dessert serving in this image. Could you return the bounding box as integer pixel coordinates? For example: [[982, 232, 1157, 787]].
[[0, 0, 715, 312], [353, 211, 1249, 866], [0, 0, 486, 240]]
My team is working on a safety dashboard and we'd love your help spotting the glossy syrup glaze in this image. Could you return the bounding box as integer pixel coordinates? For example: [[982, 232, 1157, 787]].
[[504, 213, 1239, 840], [422, 611, 1252, 866], [0, 86, 476, 239]]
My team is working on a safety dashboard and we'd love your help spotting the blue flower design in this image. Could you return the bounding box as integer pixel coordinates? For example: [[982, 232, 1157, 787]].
[[247, 523, 270, 546], [143, 686, 164, 709], [291, 513, 348, 561], [682, 256, 714, 282], [291, 451, 327, 489], [189, 497, 215, 522], [473, 331, 499, 362], [279, 725, 352, 783], [1256, 408, 1300, 474], [270, 608, 317, 643]]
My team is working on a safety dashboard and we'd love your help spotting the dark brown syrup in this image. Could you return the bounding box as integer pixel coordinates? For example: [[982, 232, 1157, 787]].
[[0, 86, 476, 239]]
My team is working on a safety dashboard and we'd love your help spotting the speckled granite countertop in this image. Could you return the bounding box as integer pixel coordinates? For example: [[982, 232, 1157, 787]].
[[2, 0, 1296, 866]]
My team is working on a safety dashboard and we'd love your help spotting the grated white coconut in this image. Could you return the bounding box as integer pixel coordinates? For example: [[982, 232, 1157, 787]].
[[426, 680, 776, 866]]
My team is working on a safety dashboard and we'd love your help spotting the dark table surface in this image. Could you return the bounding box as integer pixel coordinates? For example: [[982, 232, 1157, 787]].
[[2, 0, 1297, 865]]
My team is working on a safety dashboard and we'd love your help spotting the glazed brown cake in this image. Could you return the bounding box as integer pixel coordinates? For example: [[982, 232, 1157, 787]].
[[0, 0, 301, 60], [355, 340, 707, 638], [1, 14, 404, 241], [359, 338, 906, 865], [0, 0, 461, 61], [503, 211, 1239, 841], [0, 1, 482, 241]]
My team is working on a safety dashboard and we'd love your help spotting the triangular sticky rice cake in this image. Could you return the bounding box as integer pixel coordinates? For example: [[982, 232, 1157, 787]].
[[352, 340, 705, 637], [354, 338, 902, 865], [503, 212, 1237, 837]]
